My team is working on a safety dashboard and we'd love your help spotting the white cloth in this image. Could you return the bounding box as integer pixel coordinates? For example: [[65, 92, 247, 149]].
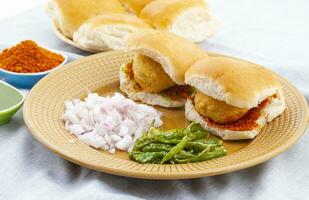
[[0, 1, 309, 199]]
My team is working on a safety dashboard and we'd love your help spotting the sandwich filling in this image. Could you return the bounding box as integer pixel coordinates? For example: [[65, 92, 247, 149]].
[[121, 54, 191, 102], [191, 90, 280, 131], [132, 54, 175, 93], [194, 91, 249, 124]]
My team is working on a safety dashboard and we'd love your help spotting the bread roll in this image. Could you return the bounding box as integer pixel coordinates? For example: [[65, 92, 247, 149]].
[[185, 57, 286, 140], [73, 14, 152, 51], [119, 0, 153, 15], [140, 0, 218, 42], [47, 0, 126, 39], [185, 57, 282, 109], [119, 30, 207, 107], [126, 30, 208, 85]]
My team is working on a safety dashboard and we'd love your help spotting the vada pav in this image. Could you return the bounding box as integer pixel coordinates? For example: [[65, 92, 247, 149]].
[[185, 57, 286, 140], [120, 30, 207, 108]]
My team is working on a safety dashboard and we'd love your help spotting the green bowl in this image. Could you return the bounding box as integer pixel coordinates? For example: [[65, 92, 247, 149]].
[[0, 80, 25, 125]]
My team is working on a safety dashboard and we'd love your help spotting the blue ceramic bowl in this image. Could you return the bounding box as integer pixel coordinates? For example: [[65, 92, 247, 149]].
[[0, 48, 68, 89]]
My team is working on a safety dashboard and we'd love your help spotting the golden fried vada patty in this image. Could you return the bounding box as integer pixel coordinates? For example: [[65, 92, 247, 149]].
[[194, 91, 249, 124], [132, 54, 175, 93]]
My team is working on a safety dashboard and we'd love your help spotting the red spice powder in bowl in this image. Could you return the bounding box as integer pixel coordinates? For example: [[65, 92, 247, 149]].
[[0, 40, 65, 73], [0, 40, 68, 89]]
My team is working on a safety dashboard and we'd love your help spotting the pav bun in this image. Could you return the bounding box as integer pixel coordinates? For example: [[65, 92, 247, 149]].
[[126, 30, 207, 85], [73, 13, 152, 51], [185, 57, 282, 109], [119, 30, 207, 108], [140, 0, 219, 42], [185, 57, 286, 140], [47, 0, 126, 39]]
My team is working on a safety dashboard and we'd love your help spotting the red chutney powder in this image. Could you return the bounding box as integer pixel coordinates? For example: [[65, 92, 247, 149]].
[[127, 62, 135, 80], [0, 40, 64, 73], [204, 95, 277, 131]]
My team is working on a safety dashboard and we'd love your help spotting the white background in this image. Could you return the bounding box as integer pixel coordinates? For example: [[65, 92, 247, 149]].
[[0, 0, 44, 20]]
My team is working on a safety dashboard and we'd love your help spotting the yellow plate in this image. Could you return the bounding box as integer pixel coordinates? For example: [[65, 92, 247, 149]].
[[23, 51, 309, 179], [53, 24, 102, 53]]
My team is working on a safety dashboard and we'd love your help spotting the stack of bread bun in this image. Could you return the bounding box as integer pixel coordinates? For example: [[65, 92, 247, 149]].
[[47, 0, 218, 51], [119, 29, 286, 140]]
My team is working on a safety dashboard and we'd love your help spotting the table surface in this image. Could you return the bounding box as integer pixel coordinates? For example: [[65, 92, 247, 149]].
[[0, 1, 309, 200]]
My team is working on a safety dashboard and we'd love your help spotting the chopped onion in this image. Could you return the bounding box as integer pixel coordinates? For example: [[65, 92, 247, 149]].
[[62, 93, 162, 153]]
